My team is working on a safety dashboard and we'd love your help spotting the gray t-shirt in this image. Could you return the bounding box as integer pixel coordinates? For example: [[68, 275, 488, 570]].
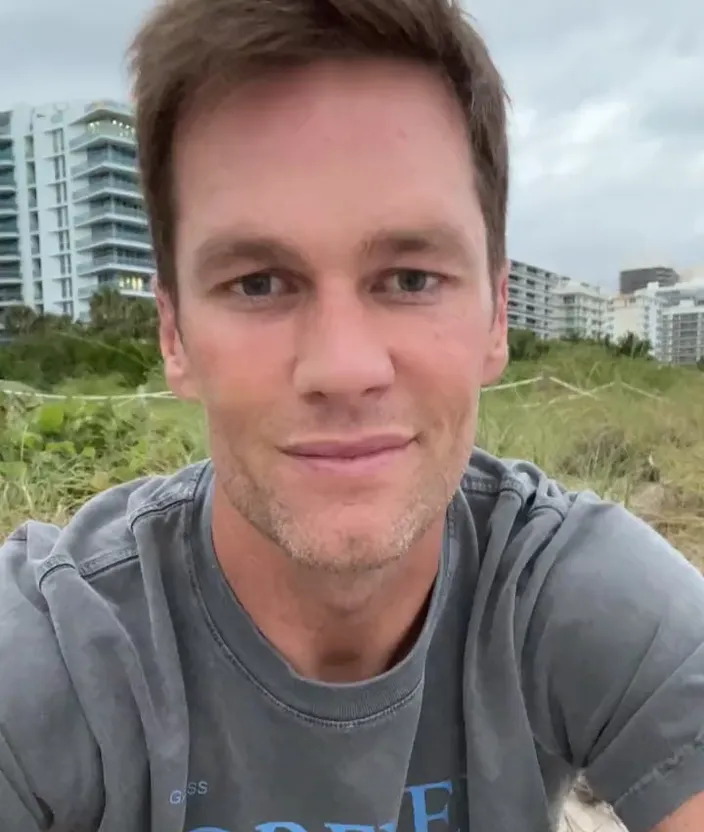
[[1, 449, 703, 832]]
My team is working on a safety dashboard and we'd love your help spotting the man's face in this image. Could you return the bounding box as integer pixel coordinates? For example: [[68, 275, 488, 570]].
[[160, 58, 508, 572]]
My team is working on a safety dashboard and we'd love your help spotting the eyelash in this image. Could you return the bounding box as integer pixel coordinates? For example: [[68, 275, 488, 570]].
[[228, 269, 444, 303]]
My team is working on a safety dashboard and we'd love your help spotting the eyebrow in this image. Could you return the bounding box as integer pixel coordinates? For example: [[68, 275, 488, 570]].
[[193, 234, 307, 277], [361, 223, 475, 266], [192, 222, 475, 277]]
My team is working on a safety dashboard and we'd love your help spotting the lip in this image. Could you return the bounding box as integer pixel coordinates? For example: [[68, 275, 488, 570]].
[[282, 434, 414, 459], [280, 434, 415, 476]]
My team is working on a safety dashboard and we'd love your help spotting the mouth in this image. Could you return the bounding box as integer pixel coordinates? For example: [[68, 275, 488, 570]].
[[280, 434, 416, 476]]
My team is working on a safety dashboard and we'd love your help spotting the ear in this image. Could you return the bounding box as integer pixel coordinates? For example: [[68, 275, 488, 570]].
[[153, 277, 199, 401], [481, 259, 509, 386]]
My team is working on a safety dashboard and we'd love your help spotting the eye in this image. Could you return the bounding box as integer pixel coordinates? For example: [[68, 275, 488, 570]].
[[230, 272, 290, 298], [379, 269, 442, 296]]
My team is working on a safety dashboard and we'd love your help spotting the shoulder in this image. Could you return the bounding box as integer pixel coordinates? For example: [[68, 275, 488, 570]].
[[4, 459, 210, 583], [460, 447, 704, 706], [460, 451, 704, 830], [0, 460, 210, 828], [460, 446, 681, 577]]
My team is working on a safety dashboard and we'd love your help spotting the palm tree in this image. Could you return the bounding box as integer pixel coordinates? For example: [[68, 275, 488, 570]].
[[1, 304, 39, 336], [89, 287, 126, 333]]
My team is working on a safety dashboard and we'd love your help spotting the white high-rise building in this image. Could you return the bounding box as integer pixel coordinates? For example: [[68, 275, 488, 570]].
[[661, 300, 704, 365], [605, 279, 704, 364], [0, 99, 153, 325], [606, 287, 664, 358], [507, 260, 559, 339], [0, 112, 22, 321], [658, 280, 704, 365], [550, 278, 608, 340], [507, 260, 612, 343]]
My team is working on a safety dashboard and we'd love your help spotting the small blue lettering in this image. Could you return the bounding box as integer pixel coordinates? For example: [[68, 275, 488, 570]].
[[406, 781, 453, 832], [325, 826, 376, 831], [256, 825, 308, 832], [189, 828, 228, 832]]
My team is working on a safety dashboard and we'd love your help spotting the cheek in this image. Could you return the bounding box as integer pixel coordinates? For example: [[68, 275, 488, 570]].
[[183, 306, 289, 404], [397, 325, 483, 447], [403, 308, 489, 387]]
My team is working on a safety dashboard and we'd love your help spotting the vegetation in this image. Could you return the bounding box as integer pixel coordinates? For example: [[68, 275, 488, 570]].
[[0, 289, 160, 389], [1, 300, 702, 570]]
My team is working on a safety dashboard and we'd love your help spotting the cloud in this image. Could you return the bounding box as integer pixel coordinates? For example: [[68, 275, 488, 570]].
[[1, 0, 702, 288], [471, 0, 704, 283]]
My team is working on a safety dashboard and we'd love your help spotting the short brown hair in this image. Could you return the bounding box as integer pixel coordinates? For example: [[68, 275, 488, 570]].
[[129, 0, 510, 299]]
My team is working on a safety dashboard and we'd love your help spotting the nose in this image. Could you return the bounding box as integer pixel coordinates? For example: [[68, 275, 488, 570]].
[[292, 284, 395, 400]]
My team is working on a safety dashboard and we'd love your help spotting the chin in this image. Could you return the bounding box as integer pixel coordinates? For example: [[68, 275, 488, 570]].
[[280, 506, 426, 574], [288, 536, 404, 575]]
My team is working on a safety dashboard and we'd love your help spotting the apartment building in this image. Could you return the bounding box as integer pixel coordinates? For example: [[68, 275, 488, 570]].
[[550, 278, 608, 340], [607, 288, 664, 358], [0, 99, 153, 324], [619, 265, 679, 295], [0, 112, 22, 319], [655, 278, 704, 308], [661, 300, 704, 365], [507, 259, 559, 338], [604, 278, 704, 365]]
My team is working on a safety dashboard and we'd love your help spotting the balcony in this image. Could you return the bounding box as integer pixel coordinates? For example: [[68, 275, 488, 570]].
[[75, 227, 152, 251], [103, 275, 154, 297], [0, 247, 20, 261], [0, 198, 17, 215], [77, 252, 155, 276], [0, 223, 18, 238], [73, 176, 141, 202], [72, 150, 138, 177], [0, 292, 23, 304], [70, 122, 137, 152], [0, 149, 13, 167], [74, 100, 134, 123], [74, 203, 148, 228], [0, 172, 15, 190]]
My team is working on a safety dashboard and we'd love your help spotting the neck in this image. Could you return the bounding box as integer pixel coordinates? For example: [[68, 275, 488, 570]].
[[211, 485, 444, 683]]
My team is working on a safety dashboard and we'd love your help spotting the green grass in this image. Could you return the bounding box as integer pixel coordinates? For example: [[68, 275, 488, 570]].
[[2, 345, 703, 569]]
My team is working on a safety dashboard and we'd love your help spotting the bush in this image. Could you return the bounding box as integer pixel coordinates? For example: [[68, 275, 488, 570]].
[[0, 289, 161, 390]]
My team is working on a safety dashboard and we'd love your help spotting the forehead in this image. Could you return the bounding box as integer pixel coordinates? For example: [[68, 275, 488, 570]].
[[172, 58, 486, 263]]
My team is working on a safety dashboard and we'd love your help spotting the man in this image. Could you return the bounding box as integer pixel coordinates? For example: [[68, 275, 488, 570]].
[[1, 0, 703, 830]]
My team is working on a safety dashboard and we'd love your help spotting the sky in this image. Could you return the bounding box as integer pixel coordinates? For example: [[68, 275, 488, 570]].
[[1, 0, 702, 289]]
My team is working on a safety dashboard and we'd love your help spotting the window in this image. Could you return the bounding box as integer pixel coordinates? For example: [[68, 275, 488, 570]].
[[54, 181, 68, 204], [51, 129, 65, 155], [60, 277, 72, 299]]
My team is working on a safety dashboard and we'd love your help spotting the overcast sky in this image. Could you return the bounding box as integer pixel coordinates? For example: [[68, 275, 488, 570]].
[[1, 0, 702, 289]]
